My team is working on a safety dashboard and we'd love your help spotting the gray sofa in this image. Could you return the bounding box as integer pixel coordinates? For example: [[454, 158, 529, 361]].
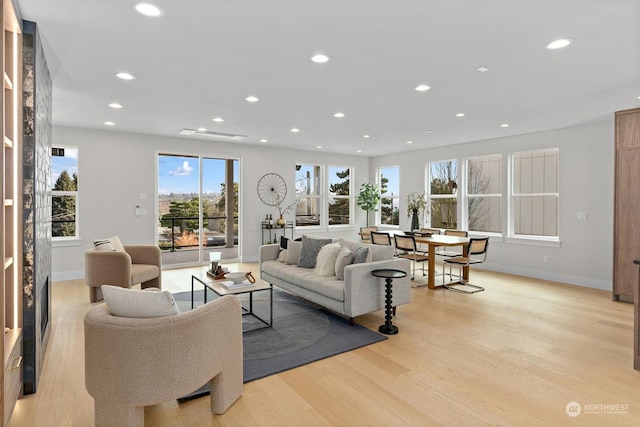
[[259, 240, 411, 324]]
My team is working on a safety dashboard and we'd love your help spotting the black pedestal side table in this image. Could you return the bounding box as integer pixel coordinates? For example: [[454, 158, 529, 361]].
[[371, 268, 407, 335]]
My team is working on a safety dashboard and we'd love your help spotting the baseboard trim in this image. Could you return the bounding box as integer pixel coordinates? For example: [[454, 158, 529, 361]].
[[481, 262, 611, 291]]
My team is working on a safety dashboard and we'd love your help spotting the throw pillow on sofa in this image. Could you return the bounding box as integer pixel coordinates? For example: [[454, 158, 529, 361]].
[[353, 246, 369, 264], [285, 241, 303, 265], [334, 245, 355, 280], [314, 243, 341, 276], [101, 285, 179, 318], [298, 236, 332, 268]]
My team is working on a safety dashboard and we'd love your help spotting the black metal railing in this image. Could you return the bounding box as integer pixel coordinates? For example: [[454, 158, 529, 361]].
[[160, 215, 238, 252]]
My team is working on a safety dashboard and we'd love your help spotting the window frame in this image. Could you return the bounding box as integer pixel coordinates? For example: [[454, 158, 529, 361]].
[[428, 159, 458, 230], [51, 145, 80, 243], [327, 165, 354, 228], [508, 148, 560, 243], [464, 154, 503, 236], [377, 165, 400, 227]]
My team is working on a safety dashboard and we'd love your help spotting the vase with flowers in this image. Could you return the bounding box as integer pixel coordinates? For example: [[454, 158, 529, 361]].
[[275, 194, 296, 227], [406, 192, 427, 231]]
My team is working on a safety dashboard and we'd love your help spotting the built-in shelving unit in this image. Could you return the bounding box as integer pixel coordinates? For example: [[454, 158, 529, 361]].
[[1, 0, 22, 424]]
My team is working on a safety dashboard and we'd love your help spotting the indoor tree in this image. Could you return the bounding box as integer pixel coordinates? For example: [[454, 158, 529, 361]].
[[356, 183, 381, 227]]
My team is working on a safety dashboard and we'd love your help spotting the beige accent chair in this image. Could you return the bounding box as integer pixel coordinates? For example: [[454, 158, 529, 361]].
[[84, 295, 243, 427], [85, 245, 162, 302]]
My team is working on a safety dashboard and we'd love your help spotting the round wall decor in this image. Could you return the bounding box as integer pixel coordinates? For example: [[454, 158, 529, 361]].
[[257, 173, 287, 206]]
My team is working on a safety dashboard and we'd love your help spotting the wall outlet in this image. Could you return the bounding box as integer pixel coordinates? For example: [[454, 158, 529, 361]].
[[577, 211, 588, 220], [543, 255, 550, 264]]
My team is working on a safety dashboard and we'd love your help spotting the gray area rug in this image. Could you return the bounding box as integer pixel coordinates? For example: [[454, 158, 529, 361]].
[[174, 288, 387, 400]]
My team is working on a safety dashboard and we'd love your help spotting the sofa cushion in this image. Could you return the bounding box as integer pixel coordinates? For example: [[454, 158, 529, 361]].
[[277, 249, 287, 262], [341, 240, 392, 261], [298, 236, 332, 268], [334, 245, 354, 280], [131, 264, 161, 285], [101, 285, 179, 318], [314, 243, 341, 277], [285, 241, 302, 265], [261, 261, 345, 301]]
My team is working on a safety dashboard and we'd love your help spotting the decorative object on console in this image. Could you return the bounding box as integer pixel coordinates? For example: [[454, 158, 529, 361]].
[[357, 183, 381, 227], [406, 192, 427, 231]]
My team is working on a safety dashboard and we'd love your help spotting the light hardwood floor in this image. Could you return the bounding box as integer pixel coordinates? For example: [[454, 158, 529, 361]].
[[10, 263, 640, 426]]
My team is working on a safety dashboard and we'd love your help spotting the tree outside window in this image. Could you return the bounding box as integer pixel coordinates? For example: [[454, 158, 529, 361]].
[[328, 167, 351, 225], [467, 155, 502, 233], [52, 147, 79, 238], [379, 166, 399, 225], [429, 160, 457, 229]]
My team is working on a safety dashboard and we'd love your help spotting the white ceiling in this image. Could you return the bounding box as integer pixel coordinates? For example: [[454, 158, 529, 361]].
[[16, 0, 640, 156]]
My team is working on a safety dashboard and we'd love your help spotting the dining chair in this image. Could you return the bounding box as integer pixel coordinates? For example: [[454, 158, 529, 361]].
[[360, 226, 378, 244], [393, 234, 429, 280], [436, 229, 469, 257], [442, 237, 489, 293], [370, 231, 392, 246]]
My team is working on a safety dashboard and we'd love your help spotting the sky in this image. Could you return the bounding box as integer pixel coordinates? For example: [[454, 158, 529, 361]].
[[51, 147, 78, 184], [158, 155, 239, 195]]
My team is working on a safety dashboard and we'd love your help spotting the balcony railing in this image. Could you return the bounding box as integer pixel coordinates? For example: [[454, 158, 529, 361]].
[[159, 215, 238, 252]]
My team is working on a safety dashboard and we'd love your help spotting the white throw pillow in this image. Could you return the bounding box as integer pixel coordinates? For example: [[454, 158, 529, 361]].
[[277, 249, 288, 262], [93, 235, 125, 252], [314, 243, 341, 277], [101, 285, 179, 318], [334, 245, 354, 280], [285, 241, 302, 265]]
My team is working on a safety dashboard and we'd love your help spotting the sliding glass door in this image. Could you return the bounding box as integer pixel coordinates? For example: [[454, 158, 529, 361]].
[[158, 154, 239, 267]]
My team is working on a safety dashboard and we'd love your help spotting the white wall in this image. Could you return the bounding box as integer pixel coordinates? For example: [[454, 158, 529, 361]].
[[52, 126, 370, 280], [370, 120, 614, 290], [53, 120, 615, 291]]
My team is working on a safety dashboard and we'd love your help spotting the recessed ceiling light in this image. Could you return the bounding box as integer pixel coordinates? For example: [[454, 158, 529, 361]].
[[260, 139, 268, 143], [637, 95, 640, 100], [115, 72, 135, 80], [316, 145, 322, 149], [406, 141, 413, 144], [104, 121, 115, 126], [245, 96, 259, 103], [545, 38, 572, 50], [500, 123, 510, 128], [290, 128, 300, 133], [425, 130, 433, 133], [212, 117, 224, 122], [476, 66, 489, 72], [109, 103, 123, 109], [363, 134, 370, 138], [133, 2, 164, 17], [456, 113, 465, 117], [356, 150, 362, 153], [333, 112, 345, 118], [311, 54, 330, 63], [415, 84, 430, 92], [197, 127, 207, 132]]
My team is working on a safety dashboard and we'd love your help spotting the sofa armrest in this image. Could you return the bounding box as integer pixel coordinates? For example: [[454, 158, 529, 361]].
[[124, 245, 162, 267], [259, 244, 280, 264], [342, 258, 412, 317], [85, 250, 133, 287]]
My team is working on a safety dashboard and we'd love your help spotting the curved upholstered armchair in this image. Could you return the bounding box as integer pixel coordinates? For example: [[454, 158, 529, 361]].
[[85, 245, 162, 302], [84, 295, 243, 427]]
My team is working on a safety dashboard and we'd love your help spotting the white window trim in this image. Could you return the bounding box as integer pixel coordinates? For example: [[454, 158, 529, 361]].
[[377, 165, 400, 227], [327, 165, 354, 228], [508, 148, 560, 241], [463, 154, 503, 236], [52, 145, 80, 241]]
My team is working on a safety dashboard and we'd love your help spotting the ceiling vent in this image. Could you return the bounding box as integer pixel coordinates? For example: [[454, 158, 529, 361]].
[[178, 128, 248, 140]]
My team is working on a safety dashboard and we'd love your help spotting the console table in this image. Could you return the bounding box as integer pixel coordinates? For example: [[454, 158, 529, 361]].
[[261, 221, 294, 244], [371, 269, 407, 335]]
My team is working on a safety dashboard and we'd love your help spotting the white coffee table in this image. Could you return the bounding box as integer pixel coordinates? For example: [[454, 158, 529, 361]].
[[191, 273, 273, 330]]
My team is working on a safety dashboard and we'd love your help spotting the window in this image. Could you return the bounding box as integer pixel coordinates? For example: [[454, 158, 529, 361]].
[[467, 155, 502, 233], [379, 166, 399, 225], [328, 166, 352, 225], [429, 160, 458, 229], [295, 164, 322, 226], [51, 146, 79, 239], [510, 149, 558, 238]]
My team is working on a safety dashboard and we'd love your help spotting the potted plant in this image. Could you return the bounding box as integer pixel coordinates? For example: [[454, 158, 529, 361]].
[[406, 192, 427, 230], [357, 183, 381, 227], [275, 194, 296, 227]]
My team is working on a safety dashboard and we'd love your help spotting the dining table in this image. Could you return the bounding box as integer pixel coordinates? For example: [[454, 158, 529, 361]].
[[414, 235, 470, 289]]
